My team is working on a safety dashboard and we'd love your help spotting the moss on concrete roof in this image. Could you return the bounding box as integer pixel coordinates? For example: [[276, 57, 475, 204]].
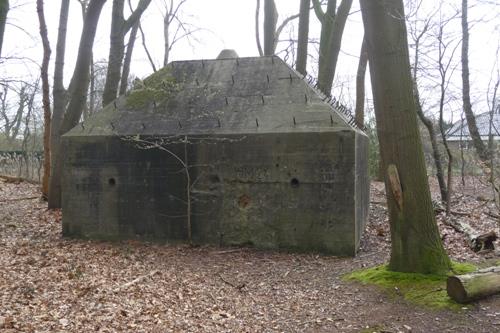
[[65, 56, 359, 137]]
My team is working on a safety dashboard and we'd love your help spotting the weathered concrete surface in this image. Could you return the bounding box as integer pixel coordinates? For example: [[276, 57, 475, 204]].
[[62, 56, 369, 256]]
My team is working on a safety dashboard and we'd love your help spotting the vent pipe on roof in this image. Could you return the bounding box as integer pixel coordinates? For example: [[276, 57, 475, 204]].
[[216, 49, 239, 59]]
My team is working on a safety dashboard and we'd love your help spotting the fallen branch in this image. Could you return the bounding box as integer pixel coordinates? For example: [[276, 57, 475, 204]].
[[370, 200, 387, 206], [447, 266, 500, 303], [0, 175, 40, 185], [434, 207, 471, 217], [113, 270, 160, 292], [218, 273, 246, 291], [486, 211, 500, 219], [0, 196, 39, 202], [442, 218, 497, 252], [212, 249, 243, 255]]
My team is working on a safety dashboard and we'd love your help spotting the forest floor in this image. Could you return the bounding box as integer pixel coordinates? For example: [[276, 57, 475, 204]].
[[1, 177, 500, 332]]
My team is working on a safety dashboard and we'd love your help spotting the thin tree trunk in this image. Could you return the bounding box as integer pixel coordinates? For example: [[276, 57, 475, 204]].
[[138, 22, 156, 72], [102, 0, 152, 106], [119, 20, 139, 95], [319, 0, 352, 94], [255, 0, 263, 56], [411, 17, 448, 205], [313, 0, 352, 96], [460, 116, 466, 186], [295, 0, 310, 75], [48, 0, 69, 207], [36, 0, 51, 199], [355, 37, 367, 127], [88, 55, 95, 117], [263, 0, 278, 55], [0, 0, 8, 58], [360, 0, 450, 274], [461, 0, 489, 162], [49, 0, 107, 209], [163, 3, 170, 66], [414, 84, 448, 204]]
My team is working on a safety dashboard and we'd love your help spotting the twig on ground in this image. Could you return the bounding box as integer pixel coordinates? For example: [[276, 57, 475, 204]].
[[0, 196, 39, 202], [218, 273, 246, 291], [113, 270, 160, 292]]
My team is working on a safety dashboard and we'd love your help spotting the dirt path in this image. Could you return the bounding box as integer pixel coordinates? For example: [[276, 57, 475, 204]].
[[1, 179, 500, 332]]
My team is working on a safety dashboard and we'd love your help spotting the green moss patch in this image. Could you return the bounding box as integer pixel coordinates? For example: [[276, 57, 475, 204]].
[[344, 262, 477, 310], [126, 66, 180, 109]]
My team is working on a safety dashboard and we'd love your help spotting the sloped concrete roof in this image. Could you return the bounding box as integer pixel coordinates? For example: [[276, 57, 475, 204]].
[[65, 56, 359, 137]]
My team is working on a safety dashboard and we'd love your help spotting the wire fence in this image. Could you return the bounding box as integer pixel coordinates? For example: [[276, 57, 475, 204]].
[[0, 151, 43, 182]]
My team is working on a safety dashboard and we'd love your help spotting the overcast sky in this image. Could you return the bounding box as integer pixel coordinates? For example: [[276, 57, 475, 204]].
[[2, 0, 499, 122]]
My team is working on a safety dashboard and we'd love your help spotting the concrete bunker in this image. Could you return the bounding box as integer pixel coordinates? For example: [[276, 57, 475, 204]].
[[61, 54, 369, 256]]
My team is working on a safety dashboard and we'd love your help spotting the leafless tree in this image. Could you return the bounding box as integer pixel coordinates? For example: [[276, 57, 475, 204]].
[[102, 0, 152, 106], [312, 0, 352, 96], [295, 0, 310, 75], [36, 0, 51, 198], [0, 0, 8, 58], [255, 0, 300, 56], [462, 0, 489, 162], [354, 36, 367, 128], [49, 0, 108, 208], [1, 82, 27, 144], [406, 1, 448, 205], [360, 0, 450, 274]]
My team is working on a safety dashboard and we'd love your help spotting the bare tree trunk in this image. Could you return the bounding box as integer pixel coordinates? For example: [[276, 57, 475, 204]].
[[162, 0, 171, 66], [36, 0, 51, 199], [49, 0, 107, 209], [102, 0, 152, 106], [355, 37, 367, 127], [263, 0, 278, 55], [409, 14, 448, 204], [88, 55, 95, 118], [360, 0, 450, 274], [295, 0, 310, 75], [414, 84, 448, 204], [119, 20, 139, 95], [460, 116, 466, 186], [313, 0, 352, 96], [255, 0, 263, 56], [0, 0, 8, 58], [138, 22, 156, 72], [461, 0, 489, 162], [48, 0, 69, 207]]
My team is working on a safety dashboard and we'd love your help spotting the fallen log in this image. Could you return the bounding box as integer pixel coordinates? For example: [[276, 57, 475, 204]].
[[0, 175, 40, 185], [442, 218, 497, 252], [447, 266, 500, 303]]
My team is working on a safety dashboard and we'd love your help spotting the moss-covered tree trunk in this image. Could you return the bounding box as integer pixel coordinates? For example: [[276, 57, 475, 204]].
[[360, 0, 450, 274]]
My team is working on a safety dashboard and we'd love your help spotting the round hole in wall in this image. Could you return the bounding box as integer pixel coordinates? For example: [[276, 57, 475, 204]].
[[290, 178, 300, 188], [108, 178, 116, 186], [209, 174, 221, 183]]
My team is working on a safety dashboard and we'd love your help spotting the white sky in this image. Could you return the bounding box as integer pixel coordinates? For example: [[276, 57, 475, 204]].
[[2, 0, 499, 123]]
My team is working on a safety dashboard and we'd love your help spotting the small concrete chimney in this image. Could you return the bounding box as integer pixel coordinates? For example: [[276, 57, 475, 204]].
[[216, 49, 239, 59]]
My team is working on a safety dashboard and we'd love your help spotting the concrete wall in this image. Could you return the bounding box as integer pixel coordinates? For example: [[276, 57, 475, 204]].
[[62, 130, 367, 255]]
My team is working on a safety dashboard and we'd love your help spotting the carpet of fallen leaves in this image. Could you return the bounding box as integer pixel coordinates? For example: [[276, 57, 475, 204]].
[[1, 177, 500, 332]]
